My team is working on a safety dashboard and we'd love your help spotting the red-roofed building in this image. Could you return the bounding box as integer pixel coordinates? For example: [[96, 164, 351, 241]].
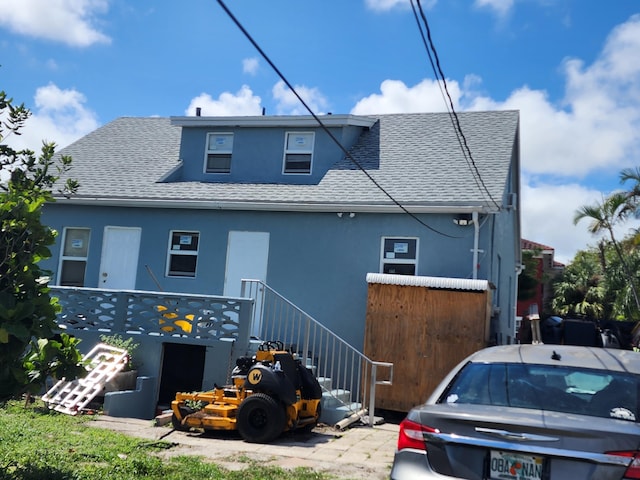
[[517, 239, 565, 320]]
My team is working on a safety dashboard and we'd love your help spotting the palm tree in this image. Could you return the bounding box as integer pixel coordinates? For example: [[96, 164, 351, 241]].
[[620, 167, 640, 244], [573, 192, 640, 311], [620, 167, 640, 202]]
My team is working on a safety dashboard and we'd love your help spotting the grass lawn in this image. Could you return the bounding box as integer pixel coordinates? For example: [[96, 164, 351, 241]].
[[0, 400, 332, 480]]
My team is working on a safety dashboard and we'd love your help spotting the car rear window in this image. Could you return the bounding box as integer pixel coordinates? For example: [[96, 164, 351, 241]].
[[439, 362, 639, 422]]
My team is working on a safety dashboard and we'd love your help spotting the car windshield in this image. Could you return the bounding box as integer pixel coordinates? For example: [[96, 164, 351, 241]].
[[439, 362, 639, 422]]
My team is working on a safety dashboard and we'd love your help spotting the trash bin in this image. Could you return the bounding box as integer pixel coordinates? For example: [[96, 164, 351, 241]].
[[541, 316, 563, 344]]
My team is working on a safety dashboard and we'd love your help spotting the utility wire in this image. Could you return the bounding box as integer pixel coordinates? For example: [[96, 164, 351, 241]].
[[409, 1, 485, 201], [412, 0, 501, 210], [216, 0, 461, 238]]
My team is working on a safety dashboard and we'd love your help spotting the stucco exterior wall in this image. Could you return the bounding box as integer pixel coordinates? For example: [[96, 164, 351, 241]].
[[41, 203, 510, 350]]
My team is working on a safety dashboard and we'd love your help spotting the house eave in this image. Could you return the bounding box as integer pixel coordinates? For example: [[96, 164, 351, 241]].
[[51, 196, 498, 214], [170, 114, 378, 129]]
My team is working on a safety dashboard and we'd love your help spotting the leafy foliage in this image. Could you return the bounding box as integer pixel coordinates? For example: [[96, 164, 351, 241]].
[[99, 334, 140, 370], [517, 250, 541, 302], [22, 333, 87, 392], [553, 170, 640, 326], [0, 90, 80, 400], [551, 248, 607, 319], [573, 191, 640, 312]]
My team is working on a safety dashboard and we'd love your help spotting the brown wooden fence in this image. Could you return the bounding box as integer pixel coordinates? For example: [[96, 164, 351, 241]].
[[363, 274, 492, 412]]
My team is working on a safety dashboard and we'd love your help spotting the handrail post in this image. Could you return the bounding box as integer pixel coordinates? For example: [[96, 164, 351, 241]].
[[368, 363, 377, 427], [303, 316, 310, 364]]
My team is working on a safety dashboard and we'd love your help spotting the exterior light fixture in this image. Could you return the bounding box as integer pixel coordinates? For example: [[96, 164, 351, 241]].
[[453, 213, 473, 226]]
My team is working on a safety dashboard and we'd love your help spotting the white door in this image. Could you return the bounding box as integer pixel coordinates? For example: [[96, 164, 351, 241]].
[[224, 231, 270, 337], [99, 226, 141, 289], [224, 231, 270, 297]]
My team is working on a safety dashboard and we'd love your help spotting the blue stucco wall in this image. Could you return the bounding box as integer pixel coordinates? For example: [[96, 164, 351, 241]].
[[41, 203, 512, 351], [177, 124, 363, 185]]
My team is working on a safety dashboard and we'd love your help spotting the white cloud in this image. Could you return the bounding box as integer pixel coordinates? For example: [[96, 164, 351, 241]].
[[351, 78, 460, 114], [0, 0, 111, 47], [347, 15, 640, 264], [364, 0, 437, 12], [473, 0, 514, 17], [185, 85, 263, 116], [243, 57, 259, 76], [467, 14, 640, 180], [521, 180, 640, 265], [5, 83, 99, 151], [521, 181, 600, 265], [272, 80, 329, 115], [364, 0, 411, 12]]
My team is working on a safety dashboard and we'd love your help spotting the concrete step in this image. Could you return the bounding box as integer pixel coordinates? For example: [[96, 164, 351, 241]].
[[316, 376, 333, 390], [319, 402, 362, 426], [321, 388, 352, 408]]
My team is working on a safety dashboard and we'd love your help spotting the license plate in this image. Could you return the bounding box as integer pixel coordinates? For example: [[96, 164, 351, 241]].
[[489, 450, 543, 480]]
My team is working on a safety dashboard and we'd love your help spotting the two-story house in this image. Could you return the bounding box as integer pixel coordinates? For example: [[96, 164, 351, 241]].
[[43, 110, 521, 355]]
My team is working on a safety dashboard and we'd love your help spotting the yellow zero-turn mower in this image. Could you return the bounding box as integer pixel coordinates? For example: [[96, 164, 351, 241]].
[[170, 341, 323, 443]]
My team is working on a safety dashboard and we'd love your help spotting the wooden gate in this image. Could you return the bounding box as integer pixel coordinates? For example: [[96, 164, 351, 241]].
[[364, 274, 492, 412]]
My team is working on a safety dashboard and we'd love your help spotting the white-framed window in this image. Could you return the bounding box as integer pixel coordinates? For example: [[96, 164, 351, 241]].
[[205, 132, 233, 173], [380, 237, 418, 275], [167, 231, 199, 277], [58, 227, 90, 286], [283, 131, 314, 174]]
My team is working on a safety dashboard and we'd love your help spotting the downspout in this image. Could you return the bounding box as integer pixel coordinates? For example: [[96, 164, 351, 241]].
[[473, 211, 480, 280]]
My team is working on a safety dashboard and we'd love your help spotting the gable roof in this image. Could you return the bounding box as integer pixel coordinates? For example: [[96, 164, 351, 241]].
[[521, 239, 555, 252], [54, 110, 519, 213]]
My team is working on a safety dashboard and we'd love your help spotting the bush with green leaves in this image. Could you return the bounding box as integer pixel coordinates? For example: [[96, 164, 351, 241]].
[[99, 334, 140, 370], [0, 89, 80, 401]]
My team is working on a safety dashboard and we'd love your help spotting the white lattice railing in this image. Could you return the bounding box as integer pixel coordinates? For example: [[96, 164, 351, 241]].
[[50, 286, 254, 345]]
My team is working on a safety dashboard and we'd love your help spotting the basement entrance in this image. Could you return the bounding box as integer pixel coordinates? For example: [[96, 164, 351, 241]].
[[158, 343, 206, 405]]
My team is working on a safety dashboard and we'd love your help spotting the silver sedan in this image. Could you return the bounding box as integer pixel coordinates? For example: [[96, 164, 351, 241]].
[[390, 344, 640, 480]]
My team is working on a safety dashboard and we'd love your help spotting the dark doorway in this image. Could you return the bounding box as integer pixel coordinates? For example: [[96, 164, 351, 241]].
[[158, 343, 206, 405]]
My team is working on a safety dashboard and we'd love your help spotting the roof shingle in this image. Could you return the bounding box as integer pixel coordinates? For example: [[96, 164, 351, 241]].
[[56, 111, 519, 211]]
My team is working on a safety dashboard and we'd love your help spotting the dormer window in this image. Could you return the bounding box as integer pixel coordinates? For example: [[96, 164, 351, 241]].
[[205, 133, 233, 173], [283, 132, 314, 174]]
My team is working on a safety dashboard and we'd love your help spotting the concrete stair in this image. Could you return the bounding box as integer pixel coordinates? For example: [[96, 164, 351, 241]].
[[316, 375, 363, 426]]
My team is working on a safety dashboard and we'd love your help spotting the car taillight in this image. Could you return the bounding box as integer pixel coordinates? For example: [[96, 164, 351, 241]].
[[397, 418, 439, 452], [607, 451, 640, 479]]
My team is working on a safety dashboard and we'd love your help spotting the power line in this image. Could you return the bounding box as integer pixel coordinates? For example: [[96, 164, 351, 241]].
[[216, 0, 463, 238], [409, 1, 485, 200], [411, 0, 501, 210]]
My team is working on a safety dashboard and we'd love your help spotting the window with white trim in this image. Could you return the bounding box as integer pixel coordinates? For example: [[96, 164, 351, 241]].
[[58, 227, 90, 286], [283, 131, 314, 174], [380, 237, 418, 275], [205, 133, 233, 173], [167, 231, 199, 277]]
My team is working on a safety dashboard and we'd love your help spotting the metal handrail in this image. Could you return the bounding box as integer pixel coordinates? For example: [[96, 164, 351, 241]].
[[241, 279, 393, 427]]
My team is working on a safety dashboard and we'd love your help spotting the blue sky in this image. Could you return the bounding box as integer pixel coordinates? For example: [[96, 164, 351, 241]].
[[1, 0, 640, 264]]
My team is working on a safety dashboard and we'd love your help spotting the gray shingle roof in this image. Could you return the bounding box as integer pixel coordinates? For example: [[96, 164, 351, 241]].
[[56, 111, 519, 212]]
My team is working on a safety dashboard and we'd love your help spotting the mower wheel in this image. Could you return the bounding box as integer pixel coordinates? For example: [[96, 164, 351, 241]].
[[171, 413, 187, 431], [237, 393, 286, 443], [171, 406, 194, 431]]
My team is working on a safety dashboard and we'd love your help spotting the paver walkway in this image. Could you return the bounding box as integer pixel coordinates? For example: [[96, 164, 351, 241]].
[[89, 415, 399, 479]]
